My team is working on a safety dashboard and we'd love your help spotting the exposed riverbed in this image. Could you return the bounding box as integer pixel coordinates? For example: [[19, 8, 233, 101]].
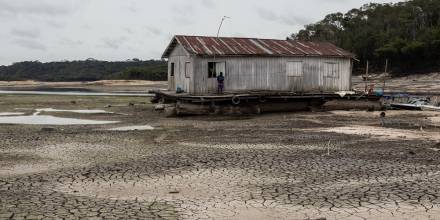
[[1, 92, 440, 219]]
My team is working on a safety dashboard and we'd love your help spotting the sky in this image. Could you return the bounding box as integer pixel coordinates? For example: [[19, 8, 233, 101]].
[[0, 0, 397, 65]]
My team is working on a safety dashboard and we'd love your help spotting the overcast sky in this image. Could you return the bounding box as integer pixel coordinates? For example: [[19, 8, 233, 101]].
[[0, 0, 397, 65]]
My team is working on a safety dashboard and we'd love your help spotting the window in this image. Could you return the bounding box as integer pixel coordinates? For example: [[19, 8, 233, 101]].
[[324, 62, 339, 79], [185, 62, 191, 78], [208, 62, 226, 78], [208, 62, 216, 78], [287, 61, 303, 77], [170, 62, 175, 77]]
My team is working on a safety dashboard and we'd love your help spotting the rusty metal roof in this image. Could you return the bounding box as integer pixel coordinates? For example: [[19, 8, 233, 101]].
[[162, 35, 355, 59]]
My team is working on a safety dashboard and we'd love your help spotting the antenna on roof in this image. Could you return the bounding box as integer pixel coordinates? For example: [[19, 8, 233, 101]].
[[216, 16, 231, 38], [214, 16, 231, 63]]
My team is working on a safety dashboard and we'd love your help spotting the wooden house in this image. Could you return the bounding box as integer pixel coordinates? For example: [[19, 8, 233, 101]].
[[162, 35, 355, 96]]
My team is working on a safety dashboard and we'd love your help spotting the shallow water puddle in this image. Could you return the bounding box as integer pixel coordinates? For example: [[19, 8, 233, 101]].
[[35, 108, 112, 114], [107, 125, 154, 131], [0, 108, 119, 125], [0, 112, 25, 116], [0, 90, 153, 97], [0, 115, 119, 125]]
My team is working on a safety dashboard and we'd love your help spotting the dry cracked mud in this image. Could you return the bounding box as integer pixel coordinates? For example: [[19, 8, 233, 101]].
[[1, 95, 440, 219]]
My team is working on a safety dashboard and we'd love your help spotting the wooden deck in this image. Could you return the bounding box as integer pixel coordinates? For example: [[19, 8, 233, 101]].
[[151, 89, 381, 104]]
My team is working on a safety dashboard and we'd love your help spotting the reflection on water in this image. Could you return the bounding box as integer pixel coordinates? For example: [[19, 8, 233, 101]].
[[0, 115, 119, 125]]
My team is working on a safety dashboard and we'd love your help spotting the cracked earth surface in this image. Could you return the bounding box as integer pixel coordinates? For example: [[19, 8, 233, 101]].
[[1, 95, 440, 219]]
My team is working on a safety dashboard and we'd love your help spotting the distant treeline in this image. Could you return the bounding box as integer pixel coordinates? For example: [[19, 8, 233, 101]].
[[0, 59, 167, 81], [291, 0, 440, 75]]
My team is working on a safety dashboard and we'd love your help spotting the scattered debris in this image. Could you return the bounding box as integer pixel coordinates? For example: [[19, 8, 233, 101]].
[[154, 104, 165, 111], [335, 91, 356, 98]]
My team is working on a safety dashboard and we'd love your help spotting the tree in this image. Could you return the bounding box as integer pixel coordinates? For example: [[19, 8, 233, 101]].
[[292, 0, 440, 74]]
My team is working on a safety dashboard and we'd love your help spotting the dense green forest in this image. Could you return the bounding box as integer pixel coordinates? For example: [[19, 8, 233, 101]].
[[0, 59, 167, 81], [291, 0, 440, 74]]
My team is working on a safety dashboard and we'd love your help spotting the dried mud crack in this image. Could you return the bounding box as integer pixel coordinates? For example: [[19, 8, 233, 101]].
[[1, 95, 440, 219]]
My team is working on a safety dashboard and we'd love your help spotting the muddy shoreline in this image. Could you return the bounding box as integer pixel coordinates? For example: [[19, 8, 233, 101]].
[[0, 80, 167, 93]]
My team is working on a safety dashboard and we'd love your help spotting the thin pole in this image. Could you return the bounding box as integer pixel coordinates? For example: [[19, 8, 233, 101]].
[[213, 16, 230, 81], [216, 16, 230, 38], [384, 59, 388, 74], [383, 59, 388, 94], [214, 16, 230, 62], [365, 60, 369, 93]]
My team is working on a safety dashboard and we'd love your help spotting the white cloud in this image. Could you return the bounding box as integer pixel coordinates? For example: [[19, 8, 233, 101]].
[[0, 0, 82, 17], [100, 37, 128, 50], [145, 26, 163, 36], [201, 0, 215, 9], [58, 38, 83, 47], [13, 39, 46, 51], [0, 0, 400, 65], [11, 28, 41, 38]]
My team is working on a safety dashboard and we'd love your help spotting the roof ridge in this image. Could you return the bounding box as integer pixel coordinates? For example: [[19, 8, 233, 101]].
[[161, 35, 355, 58], [174, 35, 343, 45], [174, 35, 288, 42]]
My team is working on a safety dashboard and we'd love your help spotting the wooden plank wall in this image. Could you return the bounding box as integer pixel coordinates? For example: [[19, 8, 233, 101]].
[[167, 44, 193, 93], [191, 56, 352, 95]]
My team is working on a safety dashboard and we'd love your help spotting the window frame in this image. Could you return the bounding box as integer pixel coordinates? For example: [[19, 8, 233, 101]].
[[170, 62, 175, 77], [208, 62, 216, 78], [185, 62, 191, 78], [208, 61, 226, 79]]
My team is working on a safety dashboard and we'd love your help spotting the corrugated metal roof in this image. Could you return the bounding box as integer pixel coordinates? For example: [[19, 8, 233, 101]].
[[162, 35, 355, 59]]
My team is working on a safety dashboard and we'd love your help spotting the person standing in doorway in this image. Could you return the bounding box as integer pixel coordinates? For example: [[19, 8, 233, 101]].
[[217, 72, 225, 94]]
